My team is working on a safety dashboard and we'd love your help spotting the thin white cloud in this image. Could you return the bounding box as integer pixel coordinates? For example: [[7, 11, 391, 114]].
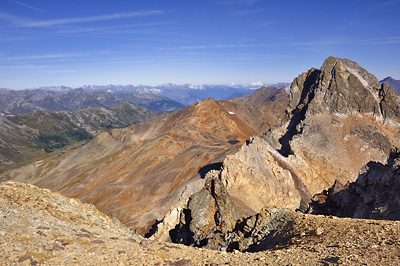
[[364, 0, 399, 12], [56, 22, 170, 35], [361, 36, 400, 45], [230, 9, 265, 16], [380, 0, 400, 7], [8, 0, 45, 12], [290, 40, 344, 46], [256, 21, 276, 27], [29, 11, 164, 27], [1, 51, 114, 61], [158, 43, 272, 51], [0, 11, 25, 25], [0, 10, 165, 27], [220, 0, 259, 5]]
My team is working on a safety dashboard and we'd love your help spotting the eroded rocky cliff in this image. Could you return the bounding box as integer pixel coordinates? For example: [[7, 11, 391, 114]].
[[219, 57, 400, 217], [310, 147, 400, 220]]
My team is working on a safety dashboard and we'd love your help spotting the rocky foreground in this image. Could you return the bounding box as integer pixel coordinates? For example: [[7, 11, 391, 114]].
[[1, 180, 400, 265]]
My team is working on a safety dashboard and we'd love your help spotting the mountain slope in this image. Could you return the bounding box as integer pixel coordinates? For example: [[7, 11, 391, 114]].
[[3, 87, 288, 232], [0, 104, 161, 173]]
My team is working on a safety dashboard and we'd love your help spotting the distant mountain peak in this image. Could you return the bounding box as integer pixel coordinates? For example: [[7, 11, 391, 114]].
[[380, 76, 400, 95]]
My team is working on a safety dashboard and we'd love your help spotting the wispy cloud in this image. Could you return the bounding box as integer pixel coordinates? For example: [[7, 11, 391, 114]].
[[219, 0, 259, 5], [158, 43, 272, 51], [8, 0, 45, 12], [256, 21, 276, 27], [0, 10, 165, 27], [0, 51, 115, 61], [0, 11, 26, 25], [55, 22, 170, 35], [360, 36, 400, 45], [363, 0, 399, 12], [230, 9, 265, 16], [380, 0, 400, 7], [290, 40, 345, 47]]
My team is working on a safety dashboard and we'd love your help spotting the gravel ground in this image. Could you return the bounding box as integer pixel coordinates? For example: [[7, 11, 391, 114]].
[[1, 180, 400, 265]]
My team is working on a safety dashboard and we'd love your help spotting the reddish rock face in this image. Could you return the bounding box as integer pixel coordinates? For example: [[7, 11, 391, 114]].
[[5, 87, 287, 231]]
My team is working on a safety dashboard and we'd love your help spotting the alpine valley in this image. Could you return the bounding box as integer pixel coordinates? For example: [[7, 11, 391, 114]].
[[2, 57, 400, 265]]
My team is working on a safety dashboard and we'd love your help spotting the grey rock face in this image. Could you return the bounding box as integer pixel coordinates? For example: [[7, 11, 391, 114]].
[[170, 176, 241, 250], [227, 207, 297, 252], [279, 57, 400, 156], [310, 148, 400, 220]]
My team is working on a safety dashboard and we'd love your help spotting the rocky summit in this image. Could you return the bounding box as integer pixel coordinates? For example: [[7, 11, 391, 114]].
[[2, 57, 400, 265], [219, 57, 400, 217]]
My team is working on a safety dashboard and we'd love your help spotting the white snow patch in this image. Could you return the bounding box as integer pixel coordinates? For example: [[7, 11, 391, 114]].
[[228, 111, 235, 115]]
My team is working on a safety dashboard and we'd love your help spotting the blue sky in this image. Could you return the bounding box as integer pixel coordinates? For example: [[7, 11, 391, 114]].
[[1, 0, 399, 89]]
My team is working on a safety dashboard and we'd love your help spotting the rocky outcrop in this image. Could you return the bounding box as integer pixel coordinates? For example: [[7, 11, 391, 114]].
[[310, 147, 400, 220], [169, 173, 241, 250], [163, 172, 297, 253], [220, 137, 305, 215], [227, 207, 297, 252]]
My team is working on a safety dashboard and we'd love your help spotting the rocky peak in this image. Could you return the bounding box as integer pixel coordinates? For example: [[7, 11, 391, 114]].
[[279, 56, 400, 156], [288, 57, 384, 119], [168, 173, 241, 250]]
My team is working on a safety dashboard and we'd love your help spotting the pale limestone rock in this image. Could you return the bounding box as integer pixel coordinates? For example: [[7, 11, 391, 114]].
[[150, 207, 183, 242], [220, 137, 302, 213]]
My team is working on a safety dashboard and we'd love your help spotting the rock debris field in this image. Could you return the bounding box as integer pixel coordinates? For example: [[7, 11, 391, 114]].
[[1, 181, 400, 265]]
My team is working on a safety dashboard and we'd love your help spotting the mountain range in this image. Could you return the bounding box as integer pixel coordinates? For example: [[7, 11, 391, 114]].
[[32, 83, 291, 106], [0, 88, 184, 114]]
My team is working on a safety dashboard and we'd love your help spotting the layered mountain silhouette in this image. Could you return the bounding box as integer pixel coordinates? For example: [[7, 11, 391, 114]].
[[0, 88, 183, 114]]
